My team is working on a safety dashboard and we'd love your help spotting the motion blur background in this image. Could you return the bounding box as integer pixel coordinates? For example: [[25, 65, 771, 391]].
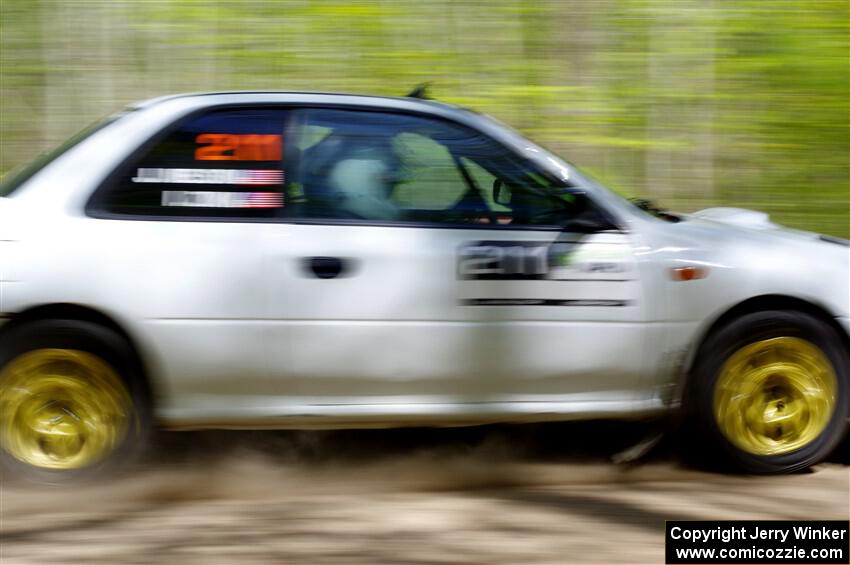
[[1, 4, 848, 563], [1, 0, 848, 236]]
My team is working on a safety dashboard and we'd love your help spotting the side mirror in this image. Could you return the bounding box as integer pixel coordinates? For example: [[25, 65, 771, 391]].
[[493, 179, 511, 206], [559, 190, 619, 232], [562, 190, 589, 215]]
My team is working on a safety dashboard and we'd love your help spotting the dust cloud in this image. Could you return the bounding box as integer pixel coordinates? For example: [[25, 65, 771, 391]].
[[2, 423, 848, 564]]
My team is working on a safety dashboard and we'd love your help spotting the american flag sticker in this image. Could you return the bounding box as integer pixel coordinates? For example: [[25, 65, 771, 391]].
[[235, 169, 284, 185], [134, 168, 283, 186], [161, 191, 284, 208]]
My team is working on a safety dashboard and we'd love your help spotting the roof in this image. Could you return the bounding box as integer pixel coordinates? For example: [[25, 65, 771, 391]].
[[125, 90, 488, 138], [128, 90, 459, 112]]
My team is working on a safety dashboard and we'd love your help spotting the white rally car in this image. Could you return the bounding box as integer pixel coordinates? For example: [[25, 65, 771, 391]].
[[0, 91, 847, 477]]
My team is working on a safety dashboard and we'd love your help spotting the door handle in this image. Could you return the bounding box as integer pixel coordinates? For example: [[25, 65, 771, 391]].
[[303, 256, 348, 279]]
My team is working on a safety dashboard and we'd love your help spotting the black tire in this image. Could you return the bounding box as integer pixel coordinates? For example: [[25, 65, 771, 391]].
[[685, 310, 849, 473], [0, 319, 151, 482]]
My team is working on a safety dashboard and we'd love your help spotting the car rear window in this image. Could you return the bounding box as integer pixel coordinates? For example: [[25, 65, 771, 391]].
[[93, 108, 289, 219]]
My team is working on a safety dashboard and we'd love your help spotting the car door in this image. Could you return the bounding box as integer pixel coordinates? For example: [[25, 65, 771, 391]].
[[263, 107, 647, 416], [86, 106, 290, 416]]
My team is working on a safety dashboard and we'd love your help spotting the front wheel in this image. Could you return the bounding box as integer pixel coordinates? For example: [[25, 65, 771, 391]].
[[686, 310, 849, 473]]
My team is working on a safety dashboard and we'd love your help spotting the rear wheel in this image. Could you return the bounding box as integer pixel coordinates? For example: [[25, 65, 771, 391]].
[[0, 320, 150, 481], [687, 310, 848, 473]]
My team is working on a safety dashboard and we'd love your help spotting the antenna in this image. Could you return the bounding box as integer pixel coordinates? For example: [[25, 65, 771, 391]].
[[405, 83, 432, 99]]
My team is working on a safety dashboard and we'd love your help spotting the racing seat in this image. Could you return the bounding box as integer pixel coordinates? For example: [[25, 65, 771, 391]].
[[300, 133, 404, 221]]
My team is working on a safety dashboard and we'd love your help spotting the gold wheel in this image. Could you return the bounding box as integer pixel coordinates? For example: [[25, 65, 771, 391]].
[[713, 337, 837, 456], [0, 348, 132, 470]]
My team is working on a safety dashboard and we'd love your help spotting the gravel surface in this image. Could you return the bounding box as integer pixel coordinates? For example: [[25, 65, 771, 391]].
[[2, 424, 848, 564]]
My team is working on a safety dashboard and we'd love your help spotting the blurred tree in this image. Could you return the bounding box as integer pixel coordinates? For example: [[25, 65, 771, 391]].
[[1, 0, 847, 235]]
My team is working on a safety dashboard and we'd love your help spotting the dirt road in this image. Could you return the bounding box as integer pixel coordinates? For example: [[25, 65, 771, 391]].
[[2, 424, 848, 564]]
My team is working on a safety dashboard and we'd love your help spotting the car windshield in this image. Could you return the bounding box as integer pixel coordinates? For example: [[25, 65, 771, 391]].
[[478, 112, 682, 223], [470, 111, 574, 184], [0, 111, 130, 197]]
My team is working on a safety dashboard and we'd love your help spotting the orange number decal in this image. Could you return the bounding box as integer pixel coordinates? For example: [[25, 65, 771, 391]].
[[195, 134, 239, 160], [240, 135, 282, 161], [196, 134, 282, 161]]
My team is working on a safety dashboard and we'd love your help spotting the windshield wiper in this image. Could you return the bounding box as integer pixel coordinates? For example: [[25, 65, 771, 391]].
[[629, 198, 681, 223]]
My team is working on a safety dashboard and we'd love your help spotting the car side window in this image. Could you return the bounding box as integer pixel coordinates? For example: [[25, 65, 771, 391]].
[[391, 132, 468, 211], [94, 108, 288, 218], [289, 108, 574, 227], [461, 157, 511, 215]]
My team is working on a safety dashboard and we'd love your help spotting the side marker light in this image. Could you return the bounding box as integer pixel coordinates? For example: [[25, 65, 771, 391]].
[[671, 266, 707, 281]]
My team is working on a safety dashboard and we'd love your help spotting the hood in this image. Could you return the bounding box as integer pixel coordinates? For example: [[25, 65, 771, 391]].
[[686, 207, 849, 248], [671, 208, 850, 263], [691, 207, 778, 230]]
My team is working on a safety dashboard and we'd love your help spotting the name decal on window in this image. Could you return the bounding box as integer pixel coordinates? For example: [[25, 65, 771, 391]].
[[160, 190, 283, 208], [132, 168, 283, 185]]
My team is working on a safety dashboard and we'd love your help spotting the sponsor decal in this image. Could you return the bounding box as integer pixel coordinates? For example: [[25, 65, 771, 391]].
[[462, 299, 630, 307], [133, 168, 283, 185], [457, 240, 629, 280], [458, 241, 552, 280], [580, 262, 625, 274], [554, 245, 628, 270], [457, 239, 635, 307], [195, 133, 282, 161], [160, 191, 283, 208]]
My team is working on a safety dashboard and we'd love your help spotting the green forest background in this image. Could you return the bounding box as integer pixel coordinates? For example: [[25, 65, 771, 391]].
[[1, 0, 847, 236]]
